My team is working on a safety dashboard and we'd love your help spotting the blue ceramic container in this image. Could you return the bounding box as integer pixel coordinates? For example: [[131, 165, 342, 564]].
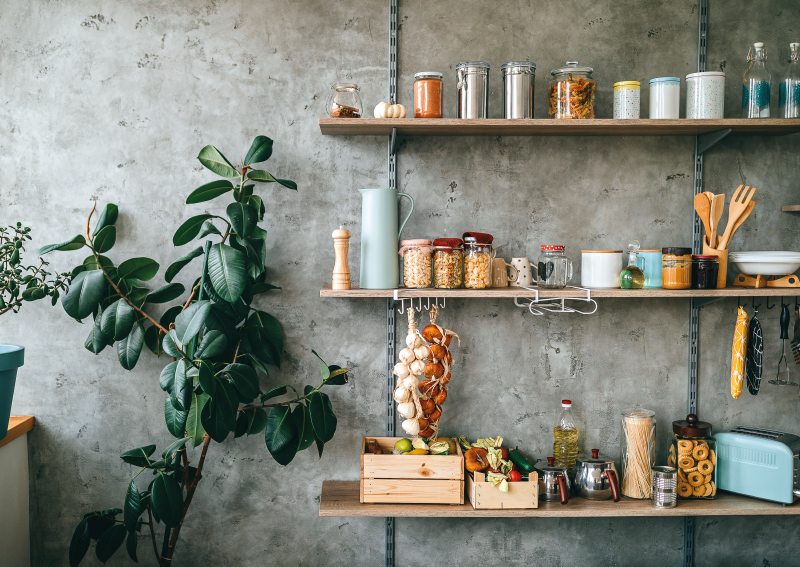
[[0, 345, 24, 441], [639, 250, 663, 288]]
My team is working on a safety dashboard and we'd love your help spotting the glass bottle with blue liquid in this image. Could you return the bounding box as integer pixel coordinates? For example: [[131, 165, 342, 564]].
[[742, 42, 771, 118], [779, 43, 800, 118]]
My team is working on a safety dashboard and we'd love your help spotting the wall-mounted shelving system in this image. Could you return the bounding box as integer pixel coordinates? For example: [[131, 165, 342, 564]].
[[318, 2, 800, 567]]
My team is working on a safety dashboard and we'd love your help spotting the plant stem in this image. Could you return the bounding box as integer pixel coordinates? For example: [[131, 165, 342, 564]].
[[181, 284, 199, 311], [146, 506, 164, 567], [98, 264, 168, 334], [85, 201, 97, 240]]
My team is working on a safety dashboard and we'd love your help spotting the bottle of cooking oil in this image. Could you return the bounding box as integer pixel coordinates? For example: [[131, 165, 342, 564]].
[[553, 399, 579, 475], [619, 240, 645, 289]]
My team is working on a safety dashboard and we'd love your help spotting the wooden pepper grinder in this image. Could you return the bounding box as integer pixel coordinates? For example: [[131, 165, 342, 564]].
[[332, 225, 351, 290]]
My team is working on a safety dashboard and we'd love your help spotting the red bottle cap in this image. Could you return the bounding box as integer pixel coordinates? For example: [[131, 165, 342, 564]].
[[542, 245, 565, 251], [562, 399, 572, 407]]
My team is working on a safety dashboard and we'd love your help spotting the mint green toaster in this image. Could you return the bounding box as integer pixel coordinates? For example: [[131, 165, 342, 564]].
[[714, 426, 800, 505]]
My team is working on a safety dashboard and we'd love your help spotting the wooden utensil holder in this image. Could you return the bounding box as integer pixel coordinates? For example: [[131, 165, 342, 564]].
[[702, 239, 728, 289]]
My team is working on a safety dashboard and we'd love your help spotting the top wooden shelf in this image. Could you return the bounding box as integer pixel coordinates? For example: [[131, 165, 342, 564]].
[[783, 205, 800, 212], [319, 118, 800, 137]]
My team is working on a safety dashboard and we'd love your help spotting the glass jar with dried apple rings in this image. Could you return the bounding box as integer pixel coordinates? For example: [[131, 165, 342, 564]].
[[670, 414, 717, 500], [464, 237, 492, 289], [399, 239, 433, 288], [432, 238, 463, 289]]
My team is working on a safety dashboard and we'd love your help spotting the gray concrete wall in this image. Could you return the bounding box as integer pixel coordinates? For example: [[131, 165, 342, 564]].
[[1, 0, 799, 565]]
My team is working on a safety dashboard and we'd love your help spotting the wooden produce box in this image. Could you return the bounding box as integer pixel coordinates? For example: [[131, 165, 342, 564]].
[[360, 437, 464, 504], [466, 470, 539, 509]]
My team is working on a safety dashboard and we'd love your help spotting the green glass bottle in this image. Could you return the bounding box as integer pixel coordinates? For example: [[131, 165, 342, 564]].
[[620, 240, 645, 289]]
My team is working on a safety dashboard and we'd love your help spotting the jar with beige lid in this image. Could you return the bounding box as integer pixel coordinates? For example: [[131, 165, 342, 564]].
[[581, 250, 623, 288], [399, 239, 433, 288]]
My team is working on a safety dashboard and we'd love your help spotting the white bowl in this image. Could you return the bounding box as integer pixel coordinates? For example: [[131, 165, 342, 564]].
[[730, 257, 800, 276]]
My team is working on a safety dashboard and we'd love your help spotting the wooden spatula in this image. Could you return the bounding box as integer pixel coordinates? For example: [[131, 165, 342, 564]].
[[709, 194, 725, 248], [719, 185, 756, 250], [694, 193, 713, 246]]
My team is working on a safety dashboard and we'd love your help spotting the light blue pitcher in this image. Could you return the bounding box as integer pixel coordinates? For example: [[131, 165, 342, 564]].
[[359, 188, 413, 289]]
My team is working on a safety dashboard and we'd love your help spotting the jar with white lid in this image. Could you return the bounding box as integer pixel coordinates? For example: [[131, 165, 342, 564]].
[[686, 72, 725, 119], [649, 77, 680, 119], [743, 42, 771, 118], [613, 81, 640, 119]]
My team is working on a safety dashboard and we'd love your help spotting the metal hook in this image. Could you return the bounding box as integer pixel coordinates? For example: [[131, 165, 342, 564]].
[[767, 296, 776, 309], [752, 296, 760, 311], [415, 297, 423, 312], [424, 296, 431, 310]]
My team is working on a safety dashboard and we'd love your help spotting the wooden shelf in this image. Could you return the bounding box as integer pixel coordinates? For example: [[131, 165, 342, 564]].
[[0, 416, 34, 450], [320, 284, 800, 299], [319, 481, 800, 518], [319, 118, 800, 137], [783, 205, 800, 212]]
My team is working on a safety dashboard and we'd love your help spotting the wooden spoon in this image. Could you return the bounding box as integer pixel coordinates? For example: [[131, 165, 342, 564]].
[[719, 185, 757, 250], [694, 193, 713, 246], [709, 194, 725, 248], [726, 200, 755, 246]]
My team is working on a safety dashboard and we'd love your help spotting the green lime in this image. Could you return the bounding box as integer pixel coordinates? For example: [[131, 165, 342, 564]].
[[395, 438, 412, 453]]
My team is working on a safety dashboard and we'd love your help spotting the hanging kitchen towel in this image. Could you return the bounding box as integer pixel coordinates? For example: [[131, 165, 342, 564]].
[[746, 309, 763, 395], [461, 232, 494, 244], [731, 306, 749, 399]]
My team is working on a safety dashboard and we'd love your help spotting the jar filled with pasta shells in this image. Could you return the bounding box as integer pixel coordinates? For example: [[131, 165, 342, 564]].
[[669, 414, 717, 500], [399, 239, 433, 288], [463, 237, 492, 289]]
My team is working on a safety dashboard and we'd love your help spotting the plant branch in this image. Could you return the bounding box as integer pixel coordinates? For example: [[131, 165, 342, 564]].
[[98, 262, 168, 335], [146, 506, 164, 567], [85, 201, 97, 241], [237, 372, 348, 412], [181, 284, 199, 311]]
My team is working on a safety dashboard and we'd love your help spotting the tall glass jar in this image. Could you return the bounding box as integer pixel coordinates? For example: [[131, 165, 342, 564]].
[[743, 42, 771, 118], [432, 238, 463, 289], [536, 245, 573, 289], [414, 72, 443, 118], [549, 61, 596, 119], [779, 43, 800, 118], [620, 405, 656, 499], [399, 239, 432, 288], [327, 83, 362, 118], [463, 237, 492, 289], [669, 414, 717, 500]]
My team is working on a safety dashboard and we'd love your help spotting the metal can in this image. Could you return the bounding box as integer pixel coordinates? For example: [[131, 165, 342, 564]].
[[650, 77, 681, 119], [614, 81, 640, 119], [651, 466, 678, 509], [456, 62, 490, 119], [686, 72, 725, 119], [501, 61, 536, 118]]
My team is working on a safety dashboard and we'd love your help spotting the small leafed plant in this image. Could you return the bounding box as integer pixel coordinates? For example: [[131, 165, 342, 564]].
[[39, 136, 349, 566]]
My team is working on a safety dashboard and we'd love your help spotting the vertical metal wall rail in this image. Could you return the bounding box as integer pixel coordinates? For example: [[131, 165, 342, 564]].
[[685, 1, 708, 565], [385, 2, 398, 567]]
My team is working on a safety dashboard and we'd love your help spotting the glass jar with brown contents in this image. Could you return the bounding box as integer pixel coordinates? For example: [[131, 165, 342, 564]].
[[549, 61, 596, 119], [464, 238, 492, 289], [432, 238, 463, 289], [669, 414, 717, 500]]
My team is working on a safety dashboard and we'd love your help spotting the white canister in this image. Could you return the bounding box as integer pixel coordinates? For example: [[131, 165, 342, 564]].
[[649, 77, 680, 119], [614, 81, 640, 119], [686, 72, 725, 119], [581, 250, 623, 288]]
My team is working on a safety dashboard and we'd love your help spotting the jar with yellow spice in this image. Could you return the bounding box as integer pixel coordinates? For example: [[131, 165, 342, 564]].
[[669, 414, 717, 500], [661, 247, 692, 290], [463, 236, 492, 289]]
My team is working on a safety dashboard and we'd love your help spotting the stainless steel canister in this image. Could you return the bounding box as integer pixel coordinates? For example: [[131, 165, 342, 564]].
[[651, 466, 678, 509], [501, 61, 535, 118], [456, 61, 490, 119]]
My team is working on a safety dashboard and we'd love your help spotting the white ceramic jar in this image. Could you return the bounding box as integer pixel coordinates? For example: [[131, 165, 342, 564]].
[[649, 77, 680, 119], [686, 72, 725, 119], [614, 81, 640, 119], [581, 250, 623, 288]]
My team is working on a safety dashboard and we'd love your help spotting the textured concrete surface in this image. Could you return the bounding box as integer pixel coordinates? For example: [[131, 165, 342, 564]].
[[1, 0, 800, 565]]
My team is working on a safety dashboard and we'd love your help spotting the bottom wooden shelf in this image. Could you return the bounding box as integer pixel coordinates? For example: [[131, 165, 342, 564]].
[[319, 481, 800, 518], [783, 205, 800, 212]]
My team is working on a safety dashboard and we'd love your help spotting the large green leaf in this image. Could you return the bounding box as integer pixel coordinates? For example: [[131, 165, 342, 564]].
[[224, 363, 259, 400], [38, 234, 86, 255], [197, 220, 221, 239], [265, 406, 298, 465], [173, 215, 212, 247], [101, 299, 136, 341], [117, 323, 145, 370], [186, 392, 209, 448], [63, 270, 106, 320], [260, 385, 287, 402], [160, 306, 183, 328], [151, 473, 183, 528], [170, 363, 191, 412], [244, 407, 268, 435], [246, 169, 276, 183], [120, 444, 156, 467], [93, 225, 117, 253], [246, 311, 283, 367], [312, 350, 330, 381], [159, 361, 180, 392], [93, 204, 119, 236], [95, 523, 127, 563], [309, 391, 336, 443], [244, 135, 273, 166], [69, 518, 91, 567], [165, 246, 204, 282], [207, 243, 246, 303], [125, 530, 137, 562], [194, 331, 227, 359], [162, 330, 183, 358], [164, 394, 188, 438], [252, 282, 280, 295], [144, 325, 164, 355], [196, 360, 215, 396], [186, 179, 234, 204], [197, 145, 239, 178], [325, 366, 350, 386], [276, 178, 298, 190], [205, 304, 238, 344], [146, 283, 185, 304], [162, 437, 190, 462], [292, 403, 315, 451], [123, 479, 142, 532], [117, 257, 159, 281], [226, 202, 257, 238], [126, 285, 149, 309], [199, 379, 237, 443], [85, 306, 110, 354], [174, 300, 211, 345]]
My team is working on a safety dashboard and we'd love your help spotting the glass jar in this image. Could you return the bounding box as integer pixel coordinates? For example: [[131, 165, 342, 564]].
[[669, 414, 716, 500], [549, 61, 596, 119], [661, 247, 692, 290], [463, 237, 492, 289], [779, 43, 800, 118], [620, 404, 656, 499], [692, 255, 719, 289], [414, 72, 443, 118], [536, 245, 573, 289], [327, 83, 362, 118], [743, 42, 771, 118], [432, 238, 463, 289], [399, 239, 432, 288]]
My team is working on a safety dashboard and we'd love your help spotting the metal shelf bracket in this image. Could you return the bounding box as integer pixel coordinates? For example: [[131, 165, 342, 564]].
[[692, 296, 725, 308], [697, 128, 732, 155], [389, 128, 397, 156]]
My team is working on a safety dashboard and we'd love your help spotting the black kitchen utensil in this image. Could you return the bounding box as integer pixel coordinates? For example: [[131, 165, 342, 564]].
[[790, 302, 800, 365], [746, 307, 763, 395], [769, 302, 797, 386]]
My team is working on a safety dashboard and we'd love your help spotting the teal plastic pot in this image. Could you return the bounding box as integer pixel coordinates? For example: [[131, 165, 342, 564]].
[[0, 345, 24, 441]]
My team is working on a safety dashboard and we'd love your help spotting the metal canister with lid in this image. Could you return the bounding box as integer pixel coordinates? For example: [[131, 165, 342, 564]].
[[651, 466, 679, 508], [538, 457, 571, 504], [613, 81, 641, 119], [456, 62, 490, 119], [501, 61, 536, 118]]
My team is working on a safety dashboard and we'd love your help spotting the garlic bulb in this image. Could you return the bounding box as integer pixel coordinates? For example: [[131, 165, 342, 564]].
[[410, 359, 425, 375], [399, 347, 415, 364], [397, 401, 417, 419], [402, 418, 421, 435], [393, 387, 411, 403], [413, 335, 424, 348], [402, 375, 418, 390], [393, 362, 410, 379], [405, 333, 418, 348], [414, 345, 430, 361]]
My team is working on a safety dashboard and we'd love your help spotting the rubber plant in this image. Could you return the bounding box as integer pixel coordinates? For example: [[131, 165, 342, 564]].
[[40, 136, 349, 566]]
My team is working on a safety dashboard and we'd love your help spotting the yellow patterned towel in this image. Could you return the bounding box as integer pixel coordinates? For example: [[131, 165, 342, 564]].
[[731, 306, 749, 399]]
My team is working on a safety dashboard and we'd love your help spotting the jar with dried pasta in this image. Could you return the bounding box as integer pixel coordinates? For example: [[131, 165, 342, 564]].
[[669, 414, 716, 500], [463, 237, 492, 289], [399, 239, 433, 288], [432, 238, 463, 289]]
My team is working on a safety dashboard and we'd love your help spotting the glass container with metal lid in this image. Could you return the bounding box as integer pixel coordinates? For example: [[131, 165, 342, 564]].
[[327, 83, 362, 118], [549, 61, 596, 119], [620, 404, 656, 499], [501, 61, 536, 119], [669, 414, 717, 500], [456, 62, 490, 119]]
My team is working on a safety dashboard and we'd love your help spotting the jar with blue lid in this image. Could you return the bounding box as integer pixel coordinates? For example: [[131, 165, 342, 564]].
[[743, 42, 771, 118], [649, 77, 680, 119]]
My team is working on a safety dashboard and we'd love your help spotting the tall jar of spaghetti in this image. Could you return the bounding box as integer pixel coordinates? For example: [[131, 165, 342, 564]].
[[432, 238, 463, 289], [619, 405, 656, 499], [549, 61, 596, 119], [414, 72, 443, 118], [669, 414, 717, 500]]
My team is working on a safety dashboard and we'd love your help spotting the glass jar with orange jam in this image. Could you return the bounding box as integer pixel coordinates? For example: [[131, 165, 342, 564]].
[[414, 72, 443, 118], [661, 247, 692, 290]]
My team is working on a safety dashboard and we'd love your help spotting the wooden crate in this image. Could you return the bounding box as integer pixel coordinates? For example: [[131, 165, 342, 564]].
[[466, 470, 539, 509], [360, 437, 464, 504]]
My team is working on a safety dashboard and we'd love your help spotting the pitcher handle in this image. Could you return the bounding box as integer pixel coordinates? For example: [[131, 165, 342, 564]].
[[397, 193, 414, 238]]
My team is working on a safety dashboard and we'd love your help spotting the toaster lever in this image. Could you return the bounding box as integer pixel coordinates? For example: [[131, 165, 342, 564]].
[[794, 489, 800, 499]]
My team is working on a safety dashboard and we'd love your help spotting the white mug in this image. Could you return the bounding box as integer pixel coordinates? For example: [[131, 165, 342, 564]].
[[581, 250, 623, 288], [508, 257, 533, 287]]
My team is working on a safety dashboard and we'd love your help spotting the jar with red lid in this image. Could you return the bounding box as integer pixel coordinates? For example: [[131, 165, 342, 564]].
[[414, 72, 443, 118], [536, 245, 573, 289], [669, 414, 716, 499], [692, 255, 719, 289], [432, 238, 463, 289]]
